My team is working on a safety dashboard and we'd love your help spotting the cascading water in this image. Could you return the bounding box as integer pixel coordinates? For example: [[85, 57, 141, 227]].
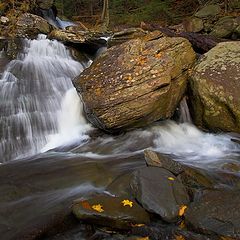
[[0, 35, 89, 163]]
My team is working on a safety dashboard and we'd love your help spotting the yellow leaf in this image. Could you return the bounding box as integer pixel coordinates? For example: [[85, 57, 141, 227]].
[[122, 199, 133, 207], [168, 177, 175, 181], [179, 220, 185, 229], [175, 235, 185, 240], [179, 205, 187, 216], [136, 237, 149, 240], [131, 223, 145, 227], [92, 204, 104, 213]]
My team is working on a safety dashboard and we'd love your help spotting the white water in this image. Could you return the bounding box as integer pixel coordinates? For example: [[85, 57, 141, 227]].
[[0, 35, 90, 162], [42, 88, 92, 152]]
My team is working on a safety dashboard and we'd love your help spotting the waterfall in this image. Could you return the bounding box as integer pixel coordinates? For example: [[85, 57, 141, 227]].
[[179, 96, 192, 123], [0, 35, 88, 162]]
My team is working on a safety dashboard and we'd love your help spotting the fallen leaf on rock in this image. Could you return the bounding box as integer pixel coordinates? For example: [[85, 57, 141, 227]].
[[81, 201, 92, 210], [92, 204, 104, 213], [131, 223, 145, 227], [179, 205, 187, 216], [135, 237, 149, 240], [122, 199, 133, 207], [175, 235, 185, 240]]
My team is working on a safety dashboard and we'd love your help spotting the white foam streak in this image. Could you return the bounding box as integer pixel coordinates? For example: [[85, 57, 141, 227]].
[[42, 88, 93, 151], [152, 121, 239, 162]]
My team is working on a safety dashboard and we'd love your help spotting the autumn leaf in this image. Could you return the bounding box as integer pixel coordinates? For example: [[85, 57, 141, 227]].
[[81, 201, 92, 210], [122, 199, 133, 207], [179, 220, 185, 229], [179, 205, 187, 216], [92, 204, 104, 213], [175, 235, 185, 240], [131, 223, 145, 227], [168, 177, 175, 181], [135, 237, 149, 240]]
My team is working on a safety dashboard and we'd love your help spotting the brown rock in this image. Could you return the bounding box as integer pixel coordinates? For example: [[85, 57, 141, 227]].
[[74, 36, 196, 132], [183, 17, 204, 33]]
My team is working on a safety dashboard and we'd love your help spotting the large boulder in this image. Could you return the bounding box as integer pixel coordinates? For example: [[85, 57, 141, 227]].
[[74, 36, 196, 132], [189, 42, 240, 133]]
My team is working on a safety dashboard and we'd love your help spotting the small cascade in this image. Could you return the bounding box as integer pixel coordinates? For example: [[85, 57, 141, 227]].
[[40, 8, 60, 28], [179, 96, 192, 123], [0, 35, 87, 162]]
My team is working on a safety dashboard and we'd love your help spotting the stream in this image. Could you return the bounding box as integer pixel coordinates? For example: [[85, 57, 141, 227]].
[[0, 35, 240, 239]]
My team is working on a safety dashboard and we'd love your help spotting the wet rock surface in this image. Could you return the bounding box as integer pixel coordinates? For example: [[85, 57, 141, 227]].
[[185, 190, 240, 238], [130, 167, 190, 222], [189, 41, 240, 133], [72, 194, 150, 230], [74, 35, 196, 132]]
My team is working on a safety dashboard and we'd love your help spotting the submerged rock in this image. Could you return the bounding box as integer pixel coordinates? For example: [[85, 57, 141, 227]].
[[185, 190, 240, 238], [74, 36, 196, 132], [189, 42, 240, 133], [130, 167, 190, 222], [72, 194, 150, 229]]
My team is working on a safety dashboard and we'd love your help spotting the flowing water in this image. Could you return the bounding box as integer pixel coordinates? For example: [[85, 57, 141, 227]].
[[0, 35, 89, 162], [0, 35, 240, 239]]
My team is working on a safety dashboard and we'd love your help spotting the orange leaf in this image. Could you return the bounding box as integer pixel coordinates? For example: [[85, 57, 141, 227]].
[[179, 205, 187, 216]]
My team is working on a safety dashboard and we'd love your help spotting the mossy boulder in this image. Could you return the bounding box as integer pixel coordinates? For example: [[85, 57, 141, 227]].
[[194, 5, 221, 19], [210, 16, 240, 38], [74, 36, 196, 132], [189, 42, 240, 133]]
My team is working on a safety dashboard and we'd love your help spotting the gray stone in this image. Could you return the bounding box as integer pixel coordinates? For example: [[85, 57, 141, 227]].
[[72, 194, 150, 229], [130, 167, 190, 222], [185, 190, 240, 238]]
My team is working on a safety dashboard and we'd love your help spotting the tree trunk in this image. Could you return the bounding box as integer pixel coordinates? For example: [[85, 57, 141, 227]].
[[100, 0, 109, 31]]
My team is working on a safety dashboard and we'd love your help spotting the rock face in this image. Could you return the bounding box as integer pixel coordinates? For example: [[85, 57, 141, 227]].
[[72, 194, 150, 229], [185, 190, 240, 238], [74, 36, 196, 132], [130, 167, 190, 222], [189, 42, 240, 133], [16, 13, 53, 37]]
